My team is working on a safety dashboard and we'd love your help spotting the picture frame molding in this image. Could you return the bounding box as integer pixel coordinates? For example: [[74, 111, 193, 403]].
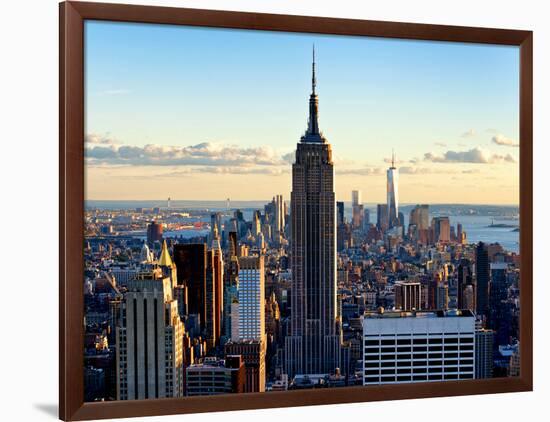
[[59, 1, 533, 420]]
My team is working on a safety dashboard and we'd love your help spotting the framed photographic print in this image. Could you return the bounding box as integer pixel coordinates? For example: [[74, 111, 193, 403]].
[[59, 1, 533, 420]]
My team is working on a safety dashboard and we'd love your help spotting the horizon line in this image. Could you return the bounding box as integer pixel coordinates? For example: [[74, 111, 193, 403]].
[[85, 199, 520, 207]]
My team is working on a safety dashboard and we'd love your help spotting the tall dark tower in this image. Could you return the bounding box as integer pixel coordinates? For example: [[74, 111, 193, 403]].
[[476, 242, 490, 318], [285, 47, 341, 377], [173, 243, 207, 327]]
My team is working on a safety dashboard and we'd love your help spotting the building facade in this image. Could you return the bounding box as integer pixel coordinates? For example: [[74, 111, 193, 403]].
[[116, 274, 185, 400], [285, 48, 341, 377], [362, 309, 475, 385]]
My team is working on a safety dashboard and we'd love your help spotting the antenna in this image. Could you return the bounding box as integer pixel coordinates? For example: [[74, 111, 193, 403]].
[[312, 44, 316, 94]]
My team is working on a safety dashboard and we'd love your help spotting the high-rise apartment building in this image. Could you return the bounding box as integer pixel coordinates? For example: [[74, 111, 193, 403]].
[[285, 48, 341, 377], [362, 309, 475, 385]]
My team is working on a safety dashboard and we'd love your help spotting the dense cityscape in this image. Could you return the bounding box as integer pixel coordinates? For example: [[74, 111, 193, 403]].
[[83, 52, 520, 401]]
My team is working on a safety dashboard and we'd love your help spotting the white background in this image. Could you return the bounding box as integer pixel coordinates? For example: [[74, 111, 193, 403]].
[[0, 0, 547, 420]]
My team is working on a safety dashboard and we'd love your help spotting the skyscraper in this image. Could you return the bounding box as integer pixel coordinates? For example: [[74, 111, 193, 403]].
[[475, 328, 494, 379], [116, 273, 185, 400], [336, 201, 344, 226], [476, 242, 490, 318], [173, 243, 207, 328], [285, 47, 341, 377], [274, 194, 285, 240], [226, 255, 266, 392], [351, 190, 363, 229], [432, 216, 451, 243], [394, 281, 422, 311], [146, 221, 163, 246], [233, 256, 265, 342], [387, 151, 399, 228], [376, 204, 389, 233], [457, 258, 476, 311]]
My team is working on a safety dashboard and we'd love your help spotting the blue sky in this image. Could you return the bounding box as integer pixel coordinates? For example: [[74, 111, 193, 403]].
[[84, 20, 520, 204]]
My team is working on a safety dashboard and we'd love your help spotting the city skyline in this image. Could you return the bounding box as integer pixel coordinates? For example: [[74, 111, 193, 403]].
[[85, 21, 520, 205]]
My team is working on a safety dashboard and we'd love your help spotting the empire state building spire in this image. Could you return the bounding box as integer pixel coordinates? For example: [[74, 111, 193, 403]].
[[286, 47, 339, 377], [302, 45, 324, 142]]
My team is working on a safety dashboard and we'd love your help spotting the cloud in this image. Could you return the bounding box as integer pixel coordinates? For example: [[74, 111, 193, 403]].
[[486, 128, 499, 134], [383, 157, 405, 164], [423, 147, 516, 164], [85, 140, 286, 167], [336, 167, 383, 176], [85, 133, 121, 145], [158, 166, 289, 177], [492, 134, 519, 147], [434, 142, 447, 147], [461, 129, 476, 138]]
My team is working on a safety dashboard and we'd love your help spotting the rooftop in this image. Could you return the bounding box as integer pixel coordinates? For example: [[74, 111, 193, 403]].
[[363, 309, 475, 319]]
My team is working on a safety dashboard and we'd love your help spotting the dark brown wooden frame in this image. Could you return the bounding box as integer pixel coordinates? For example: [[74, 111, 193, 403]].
[[60, 1, 533, 420]]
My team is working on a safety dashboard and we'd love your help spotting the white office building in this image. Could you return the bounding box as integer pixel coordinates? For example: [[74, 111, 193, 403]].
[[232, 255, 265, 342], [362, 309, 475, 385]]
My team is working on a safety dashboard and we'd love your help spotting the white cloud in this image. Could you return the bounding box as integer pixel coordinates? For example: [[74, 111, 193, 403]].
[[492, 134, 519, 147], [424, 147, 516, 164], [336, 167, 383, 176], [85, 133, 121, 145], [85, 140, 286, 167]]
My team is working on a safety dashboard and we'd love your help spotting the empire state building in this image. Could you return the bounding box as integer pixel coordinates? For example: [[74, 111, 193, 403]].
[[285, 48, 341, 377]]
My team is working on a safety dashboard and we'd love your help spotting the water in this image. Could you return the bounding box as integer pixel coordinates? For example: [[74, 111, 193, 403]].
[[87, 200, 520, 254]]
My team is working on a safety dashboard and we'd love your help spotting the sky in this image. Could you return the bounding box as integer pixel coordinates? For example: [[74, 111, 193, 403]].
[[84, 20, 520, 205]]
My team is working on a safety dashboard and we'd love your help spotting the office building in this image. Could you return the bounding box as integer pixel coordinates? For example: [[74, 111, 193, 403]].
[[146, 221, 163, 246], [387, 151, 399, 228], [435, 283, 449, 310], [285, 48, 341, 377], [476, 242, 490, 318], [173, 243, 207, 327], [352, 190, 363, 230], [116, 273, 185, 400], [233, 255, 265, 342], [185, 356, 245, 396], [457, 258, 476, 311], [475, 328, 494, 379], [362, 309, 475, 385], [432, 217, 451, 243], [377, 204, 389, 233], [337, 201, 345, 226], [224, 340, 266, 392], [394, 281, 422, 311]]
